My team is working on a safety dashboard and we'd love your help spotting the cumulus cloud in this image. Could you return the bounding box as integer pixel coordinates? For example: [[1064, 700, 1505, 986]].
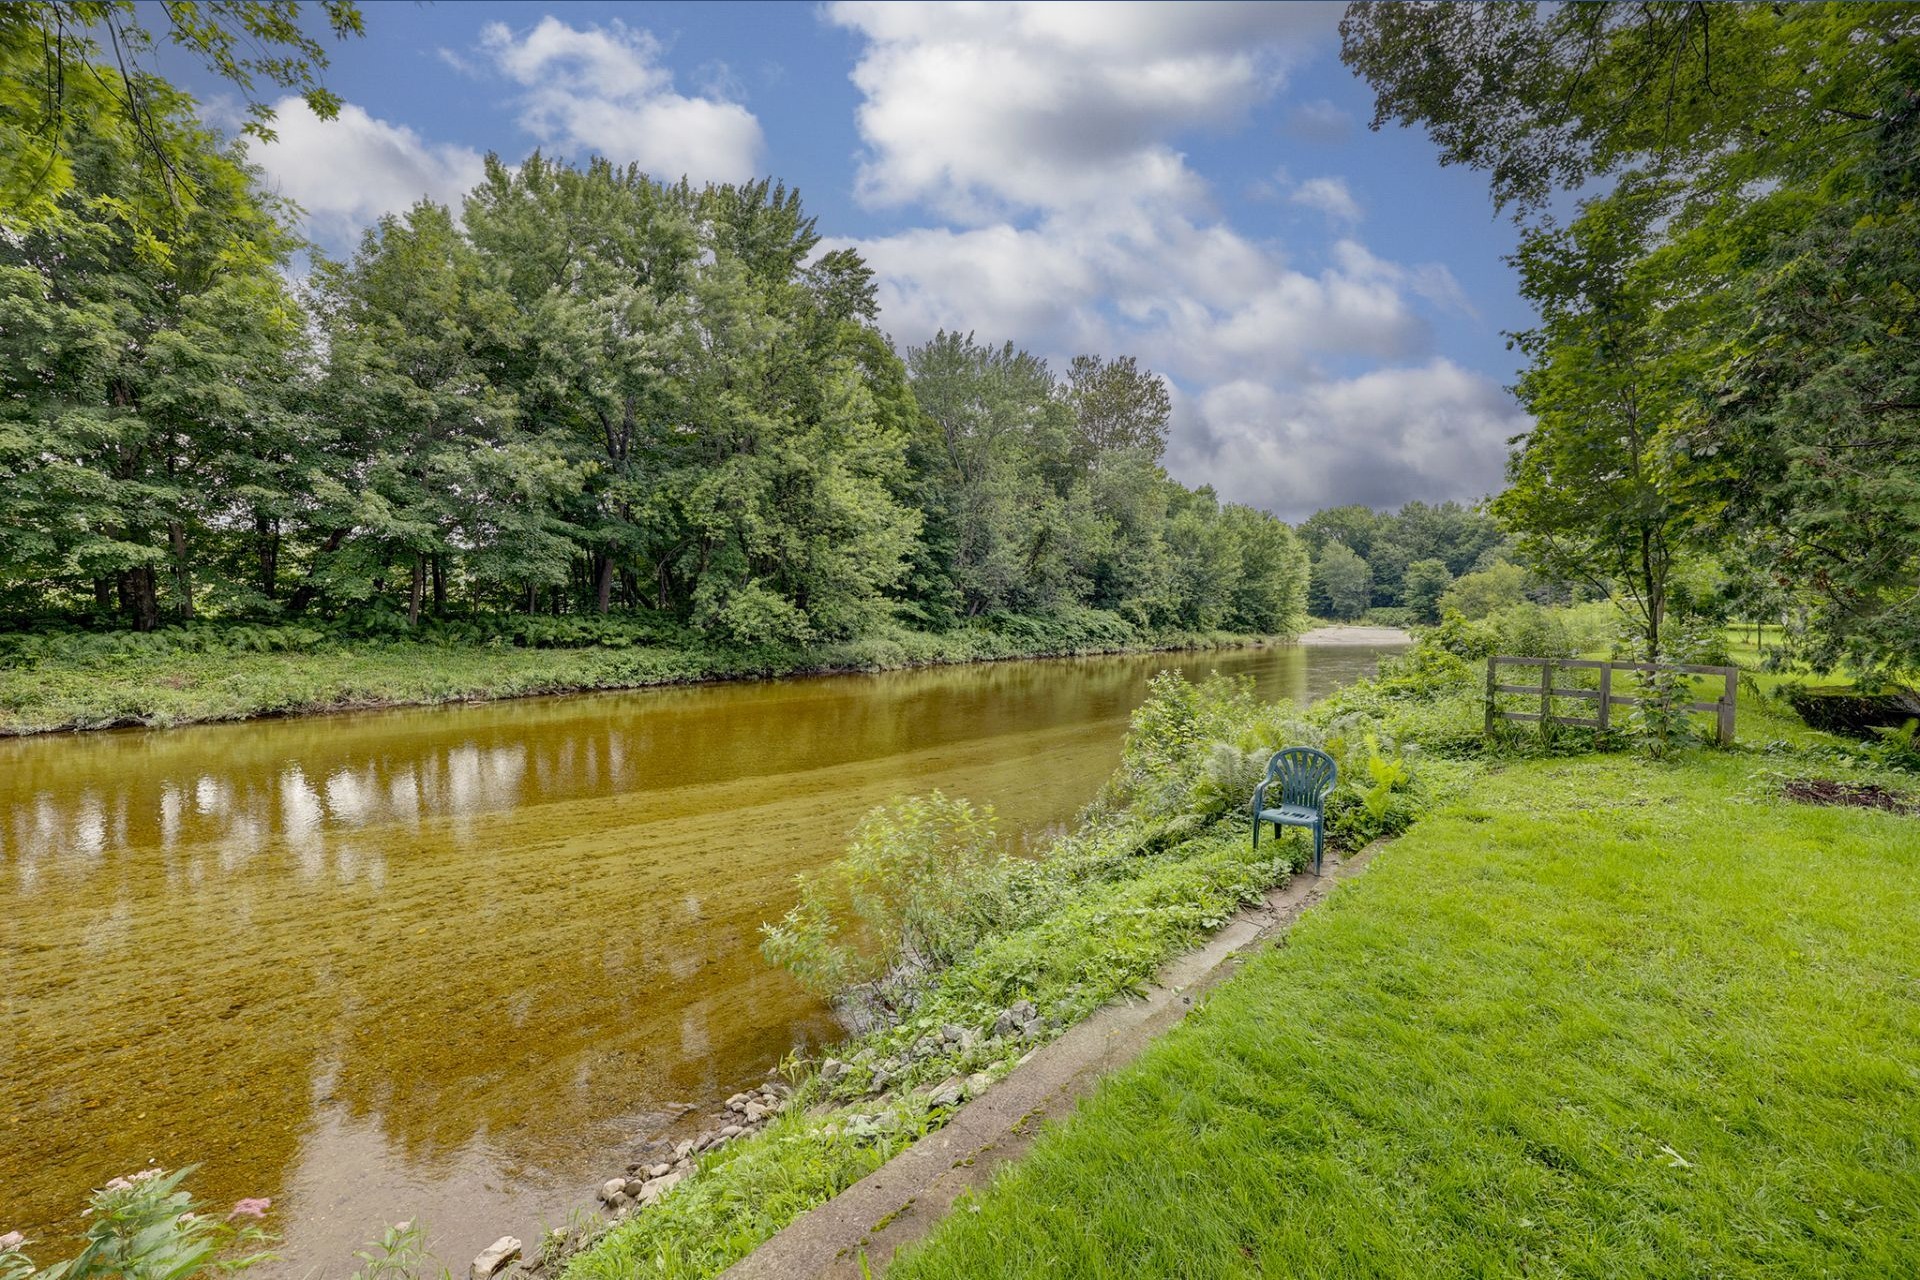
[[824, 1, 1518, 517], [478, 15, 764, 184], [1290, 175, 1362, 223], [1172, 362, 1530, 521], [827, 0, 1337, 219], [247, 98, 485, 246]]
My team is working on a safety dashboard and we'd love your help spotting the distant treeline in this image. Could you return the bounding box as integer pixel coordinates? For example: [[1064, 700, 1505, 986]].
[[0, 86, 1307, 643], [1296, 502, 1507, 624]]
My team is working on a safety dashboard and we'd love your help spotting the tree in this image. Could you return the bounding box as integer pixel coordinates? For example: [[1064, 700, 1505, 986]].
[[312, 200, 582, 623], [1311, 542, 1371, 622], [1705, 76, 1920, 676], [1063, 354, 1171, 468], [1402, 559, 1453, 624], [906, 332, 1077, 616], [1344, 0, 1920, 670], [1438, 562, 1529, 621], [1492, 178, 1699, 656], [1220, 504, 1310, 633], [0, 77, 302, 628], [1298, 504, 1382, 561], [2, 2, 364, 226], [1341, 3, 1914, 222]]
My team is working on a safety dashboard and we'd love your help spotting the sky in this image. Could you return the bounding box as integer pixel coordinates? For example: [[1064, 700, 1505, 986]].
[[172, 0, 1537, 524]]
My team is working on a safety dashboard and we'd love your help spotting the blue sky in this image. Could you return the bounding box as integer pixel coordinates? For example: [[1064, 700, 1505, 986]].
[[175, 1, 1535, 522]]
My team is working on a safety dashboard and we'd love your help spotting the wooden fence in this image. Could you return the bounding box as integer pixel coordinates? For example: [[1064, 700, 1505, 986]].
[[1485, 656, 1740, 745]]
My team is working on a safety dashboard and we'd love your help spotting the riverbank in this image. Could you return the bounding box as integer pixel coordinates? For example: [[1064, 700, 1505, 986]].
[[547, 619, 1916, 1280], [0, 614, 1351, 737]]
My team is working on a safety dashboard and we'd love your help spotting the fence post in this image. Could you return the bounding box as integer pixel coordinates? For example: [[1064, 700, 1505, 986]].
[[1484, 656, 1497, 736], [1719, 666, 1738, 746], [1598, 662, 1612, 734], [1540, 659, 1555, 737]]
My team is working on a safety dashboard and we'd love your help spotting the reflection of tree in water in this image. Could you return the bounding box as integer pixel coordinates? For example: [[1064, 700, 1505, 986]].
[[1, 644, 1401, 1242]]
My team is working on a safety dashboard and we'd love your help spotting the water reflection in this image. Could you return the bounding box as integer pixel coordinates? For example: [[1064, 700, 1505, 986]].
[[0, 641, 1400, 1272]]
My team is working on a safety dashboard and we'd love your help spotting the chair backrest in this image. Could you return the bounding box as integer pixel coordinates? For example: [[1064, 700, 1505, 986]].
[[1266, 746, 1338, 808]]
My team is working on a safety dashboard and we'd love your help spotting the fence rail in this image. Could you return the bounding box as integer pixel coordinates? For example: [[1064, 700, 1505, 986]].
[[1484, 655, 1739, 744]]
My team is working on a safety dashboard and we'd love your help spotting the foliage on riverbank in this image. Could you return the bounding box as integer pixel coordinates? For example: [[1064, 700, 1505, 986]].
[[562, 610, 1920, 1280], [0, 1168, 272, 1280], [559, 634, 1471, 1280], [0, 609, 1276, 736]]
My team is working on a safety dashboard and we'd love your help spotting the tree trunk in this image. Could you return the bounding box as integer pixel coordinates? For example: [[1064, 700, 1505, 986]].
[[408, 554, 424, 627], [431, 554, 446, 615], [117, 566, 160, 632], [526, 582, 538, 615], [255, 512, 280, 601], [93, 578, 113, 612], [288, 529, 347, 614], [594, 553, 614, 613], [169, 521, 194, 620]]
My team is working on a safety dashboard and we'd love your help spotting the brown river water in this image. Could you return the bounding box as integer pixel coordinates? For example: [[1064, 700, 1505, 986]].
[[0, 639, 1402, 1273]]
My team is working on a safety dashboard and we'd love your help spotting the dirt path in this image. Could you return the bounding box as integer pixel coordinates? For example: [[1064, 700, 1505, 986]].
[[1297, 624, 1413, 646], [719, 842, 1387, 1280]]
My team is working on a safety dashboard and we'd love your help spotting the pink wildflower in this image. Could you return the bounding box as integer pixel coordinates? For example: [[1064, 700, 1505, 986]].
[[0, 1231, 25, 1252], [128, 1169, 163, 1184], [228, 1198, 272, 1221], [103, 1178, 133, 1192]]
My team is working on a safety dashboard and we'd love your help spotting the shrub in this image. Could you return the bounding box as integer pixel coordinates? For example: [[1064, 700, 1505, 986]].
[[0, 1168, 272, 1280], [760, 793, 1022, 1024]]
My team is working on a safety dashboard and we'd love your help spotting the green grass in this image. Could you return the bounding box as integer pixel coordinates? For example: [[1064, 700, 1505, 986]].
[[891, 750, 1920, 1279], [0, 615, 1275, 735]]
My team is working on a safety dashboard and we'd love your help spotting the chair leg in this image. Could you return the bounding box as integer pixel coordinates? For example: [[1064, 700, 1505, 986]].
[[1313, 823, 1324, 877], [1252, 813, 1260, 853]]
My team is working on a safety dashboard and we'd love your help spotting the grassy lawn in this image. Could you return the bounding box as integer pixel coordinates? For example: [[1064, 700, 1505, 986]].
[[892, 749, 1920, 1279], [0, 619, 1270, 735]]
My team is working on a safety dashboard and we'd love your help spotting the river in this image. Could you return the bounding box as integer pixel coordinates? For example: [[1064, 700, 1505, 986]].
[[0, 637, 1403, 1271]]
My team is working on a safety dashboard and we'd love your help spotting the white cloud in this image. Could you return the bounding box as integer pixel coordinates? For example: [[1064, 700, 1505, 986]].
[[1173, 363, 1530, 521], [1291, 175, 1362, 223], [478, 15, 764, 184], [827, 0, 1338, 219], [248, 98, 485, 246]]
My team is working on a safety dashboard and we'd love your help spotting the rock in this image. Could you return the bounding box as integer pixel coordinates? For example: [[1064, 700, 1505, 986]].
[[718, 1123, 743, 1139], [638, 1171, 684, 1205], [940, 1023, 966, 1044], [820, 1058, 846, 1083], [1011, 999, 1037, 1021], [967, 1071, 992, 1094], [991, 1010, 1017, 1038], [743, 1101, 770, 1123], [623, 1176, 649, 1197], [597, 1178, 627, 1205], [725, 1092, 747, 1108], [926, 1075, 966, 1109], [1019, 1016, 1044, 1041], [470, 1237, 521, 1280], [956, 1028, 978, 1053], [673, 1140, 695, 1160], [866, 1070, 890, 1095], [648, 1162, 672, 1178]]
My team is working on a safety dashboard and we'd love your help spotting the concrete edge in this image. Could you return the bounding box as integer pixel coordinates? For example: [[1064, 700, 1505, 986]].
[[720, 840, 1387, 1280]]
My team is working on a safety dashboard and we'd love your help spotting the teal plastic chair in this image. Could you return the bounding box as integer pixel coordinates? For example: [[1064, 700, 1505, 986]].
[[1251, 746, 1338, 876]]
